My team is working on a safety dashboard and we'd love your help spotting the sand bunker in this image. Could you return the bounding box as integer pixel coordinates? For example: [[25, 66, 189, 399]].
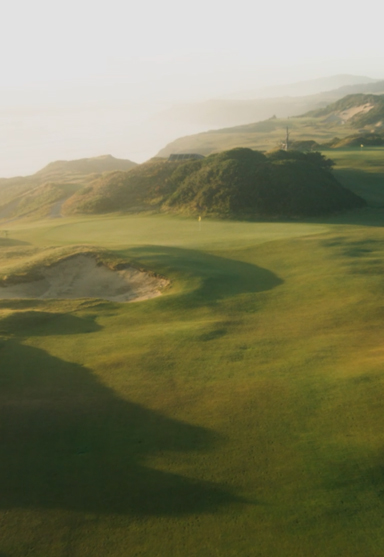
[[0, 255, 169, 302]]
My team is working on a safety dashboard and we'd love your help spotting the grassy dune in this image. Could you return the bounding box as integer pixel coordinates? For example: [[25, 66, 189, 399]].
[[157, 117, 351, 158], [1, 150, 384, 555], [157, 94, 384, 159]]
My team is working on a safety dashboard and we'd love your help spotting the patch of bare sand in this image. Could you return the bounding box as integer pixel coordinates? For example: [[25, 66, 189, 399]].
[[0, 255, 169, 302], [339, 103, 374, 121]]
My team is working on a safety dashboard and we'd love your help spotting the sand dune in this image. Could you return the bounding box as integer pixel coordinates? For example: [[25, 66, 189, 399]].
[[0, 255, 169, 302]]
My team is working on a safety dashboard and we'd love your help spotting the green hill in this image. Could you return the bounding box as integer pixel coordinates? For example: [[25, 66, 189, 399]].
[[62, 159, 181, 215], [63, 149, 365, 219], [0, 155, 137, 221], [164, 149, 365, 217]]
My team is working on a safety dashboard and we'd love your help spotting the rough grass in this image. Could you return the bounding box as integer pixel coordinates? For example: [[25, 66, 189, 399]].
[[1, 152, 384, 555], [157, 117, 353, 158], [0, 155, 137, 220]]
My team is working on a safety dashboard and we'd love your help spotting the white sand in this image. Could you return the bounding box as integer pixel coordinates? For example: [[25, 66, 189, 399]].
[[0, 255, 169, 302]]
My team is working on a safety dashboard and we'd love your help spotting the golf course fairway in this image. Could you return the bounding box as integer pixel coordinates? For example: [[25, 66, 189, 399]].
[[1, 181, 384, 554]]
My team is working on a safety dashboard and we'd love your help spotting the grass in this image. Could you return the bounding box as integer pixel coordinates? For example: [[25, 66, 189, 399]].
[[328, 148, 384, 207], [157, 117, 353, 158], [1, 149, 384, 555], [0, 155, 136, 220]]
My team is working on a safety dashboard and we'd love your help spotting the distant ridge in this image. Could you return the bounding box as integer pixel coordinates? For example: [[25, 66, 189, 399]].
[[230, 74, 377, 100], [320, 80, 384, 100], [154, 82, 384, 131], [156, 93, 384, 158], [35, 155, 137, 180]]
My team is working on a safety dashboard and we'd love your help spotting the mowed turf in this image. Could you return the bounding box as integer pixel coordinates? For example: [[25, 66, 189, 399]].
[[1, 157, 384, 555]]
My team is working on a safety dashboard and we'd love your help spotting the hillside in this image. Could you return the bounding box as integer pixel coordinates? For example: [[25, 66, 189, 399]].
[[63, 160, 180, 215], [34, 154, 137, 181], [157, 94, 384, 157], [304, 93, 384, 127], [154, 80, 384, 130], [0, 155, 137, 221], [323, 133, 384, 148], [63, 149, 365, 219], [164, 149, 365, 217]]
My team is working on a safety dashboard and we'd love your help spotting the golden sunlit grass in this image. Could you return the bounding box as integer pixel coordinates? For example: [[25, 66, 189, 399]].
[[1, 150, 384, 555]]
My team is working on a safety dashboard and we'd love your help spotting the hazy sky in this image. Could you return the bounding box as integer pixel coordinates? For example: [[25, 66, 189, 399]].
[[2, 0, 383, 100], [0, 0, 383, 176]]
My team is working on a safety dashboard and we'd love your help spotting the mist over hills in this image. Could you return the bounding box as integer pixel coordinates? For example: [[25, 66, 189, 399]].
[[229, 74, 377, 100], [157, 93, 384, 157], [34, 155, 137, 180], [154, 77, 384, 130], [1, 74, 382, 178], [0, 89, 380, 222]]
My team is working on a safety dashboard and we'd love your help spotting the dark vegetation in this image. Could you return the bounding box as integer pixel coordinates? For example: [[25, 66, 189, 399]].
[[166, 149, 365, 217], [66, 148, 365, 218], [289, 140, 320, 151]]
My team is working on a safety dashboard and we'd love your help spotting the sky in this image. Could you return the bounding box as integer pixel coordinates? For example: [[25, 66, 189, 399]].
[[3, 0, 383, 97], [0, 0, 383, 175]]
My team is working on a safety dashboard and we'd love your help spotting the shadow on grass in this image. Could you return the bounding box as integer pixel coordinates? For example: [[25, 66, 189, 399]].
[[334, 168, 384, 207], [0, 310, 100, 336], [0, 310, 244, 516], [322, 237, 384, 275], [124, 245, 283, 307], [322, 236, 383, 253]]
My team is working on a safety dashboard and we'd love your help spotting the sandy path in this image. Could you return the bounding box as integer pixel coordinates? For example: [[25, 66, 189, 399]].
[[0, 255, 169, 302]]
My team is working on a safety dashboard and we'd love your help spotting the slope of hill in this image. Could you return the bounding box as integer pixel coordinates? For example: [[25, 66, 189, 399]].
[[324, 133, 384, 148], [63, 149, 365, 219], [62, 160, 179, 215], [0, 155, 137, 221], [164, 149, 365, 217], [157, 94, 384, 157], [304, 94, 384, 127], [34, 154, 137, 181]]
